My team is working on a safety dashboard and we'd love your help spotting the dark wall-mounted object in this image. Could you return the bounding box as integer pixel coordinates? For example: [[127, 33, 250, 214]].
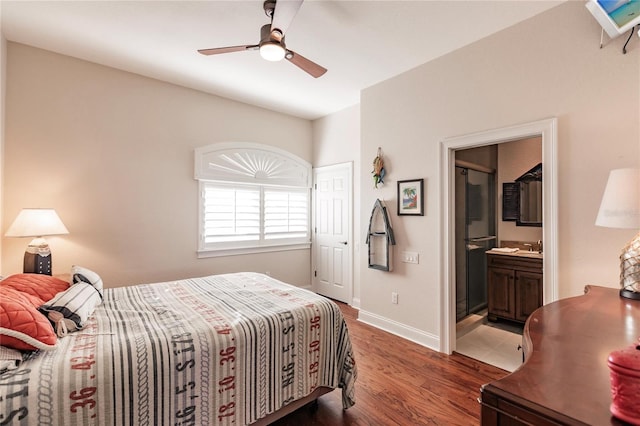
[[502, 182, 519, 221], [366, 199, 396, 271]]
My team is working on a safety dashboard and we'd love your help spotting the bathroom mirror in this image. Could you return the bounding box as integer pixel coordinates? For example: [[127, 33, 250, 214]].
[[518, 180, 542, 226], [516, 163, 542, 227]]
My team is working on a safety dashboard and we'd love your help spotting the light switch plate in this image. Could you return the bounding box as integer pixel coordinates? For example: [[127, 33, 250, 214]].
[[401, 251, 419, 264]]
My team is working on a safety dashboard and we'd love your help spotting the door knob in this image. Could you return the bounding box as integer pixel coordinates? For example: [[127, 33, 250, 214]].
[[339, 241, 348, 245]]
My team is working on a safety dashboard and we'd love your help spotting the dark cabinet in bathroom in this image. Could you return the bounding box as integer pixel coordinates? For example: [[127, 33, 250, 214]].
[[486, 253, 542, 323]]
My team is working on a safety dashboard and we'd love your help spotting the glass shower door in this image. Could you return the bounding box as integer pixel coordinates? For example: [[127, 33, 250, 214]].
[[456, 167, 496, 321]]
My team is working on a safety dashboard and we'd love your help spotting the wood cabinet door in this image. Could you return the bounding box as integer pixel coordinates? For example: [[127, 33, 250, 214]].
[[487, 267, 515, 320], [515, 271, 543, 322]]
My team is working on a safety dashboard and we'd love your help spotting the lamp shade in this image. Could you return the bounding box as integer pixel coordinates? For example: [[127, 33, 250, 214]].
[[596, 168, 640, 229], [5, 208, 69, 238]]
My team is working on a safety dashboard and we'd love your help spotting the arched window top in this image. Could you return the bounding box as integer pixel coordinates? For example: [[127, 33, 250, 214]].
[[194, 142, 311, 188]]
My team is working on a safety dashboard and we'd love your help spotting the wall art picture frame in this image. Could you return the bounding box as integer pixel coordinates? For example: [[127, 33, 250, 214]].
[[397, 179, 424, 216]]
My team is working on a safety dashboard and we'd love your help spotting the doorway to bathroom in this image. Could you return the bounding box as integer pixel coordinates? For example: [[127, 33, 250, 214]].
[[453, 146, 525, 372], [442, 119, 559, 371], [454, 139, 544, 371], [441, 118, 559, 359]]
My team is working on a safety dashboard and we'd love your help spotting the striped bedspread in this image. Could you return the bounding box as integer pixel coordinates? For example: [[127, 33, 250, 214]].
[[0, 272, 357, 425]]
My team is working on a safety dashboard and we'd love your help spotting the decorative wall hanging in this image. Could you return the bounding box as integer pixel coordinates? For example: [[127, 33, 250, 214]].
[[366, 199, 395, 271], [502, 182, 519, 221], [397, 179, 424, 216], [371, 147, 386, 188]]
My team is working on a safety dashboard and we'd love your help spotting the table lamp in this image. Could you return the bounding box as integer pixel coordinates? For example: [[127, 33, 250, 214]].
[[596, 169, 640, 299], [5, 208, 69, 275]]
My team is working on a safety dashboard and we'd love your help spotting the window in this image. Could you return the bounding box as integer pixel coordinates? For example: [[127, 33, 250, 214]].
[[195, 142, 311, 257], [202, 184, 261, 244], [200, 182, 310, 251]]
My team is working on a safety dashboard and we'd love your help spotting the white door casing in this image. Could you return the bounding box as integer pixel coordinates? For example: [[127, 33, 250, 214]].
[[440, 118, 558, 354], [312, 163, 353, 303]]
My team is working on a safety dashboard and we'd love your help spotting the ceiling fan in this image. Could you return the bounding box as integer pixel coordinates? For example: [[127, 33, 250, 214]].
[[198, 0, 327, 78]]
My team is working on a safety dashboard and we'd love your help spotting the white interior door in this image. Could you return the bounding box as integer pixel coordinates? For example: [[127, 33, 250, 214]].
[[312, 163, 353, 303]]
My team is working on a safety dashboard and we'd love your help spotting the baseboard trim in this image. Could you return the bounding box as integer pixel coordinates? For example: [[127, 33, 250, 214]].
[[358, 309, 440, 351]]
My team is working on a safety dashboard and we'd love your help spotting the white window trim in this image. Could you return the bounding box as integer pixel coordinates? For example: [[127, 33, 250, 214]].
[[197, 242, 311, 258], [195, 142, 312, 258]]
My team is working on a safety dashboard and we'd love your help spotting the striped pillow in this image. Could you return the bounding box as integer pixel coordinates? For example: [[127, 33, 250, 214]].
[[71, 265, 103, 297], [38, 282, 102, 337]]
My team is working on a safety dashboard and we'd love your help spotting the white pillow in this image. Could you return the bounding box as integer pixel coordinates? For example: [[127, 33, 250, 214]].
[[71, 265, 103, 297], [38, 282, 102, 337]]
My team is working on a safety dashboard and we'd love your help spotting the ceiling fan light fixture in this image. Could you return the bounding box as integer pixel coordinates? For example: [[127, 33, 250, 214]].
[[259, 42, 285, 61], [198, 1, 326, 77]]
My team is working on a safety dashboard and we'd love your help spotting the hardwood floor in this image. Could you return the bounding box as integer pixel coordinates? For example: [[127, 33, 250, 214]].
[[272, 302, 508, 425]]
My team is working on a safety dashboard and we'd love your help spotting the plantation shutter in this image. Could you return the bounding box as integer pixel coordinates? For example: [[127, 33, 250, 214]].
[[264, 188, 309, 240], [203, 185, 260, 243]]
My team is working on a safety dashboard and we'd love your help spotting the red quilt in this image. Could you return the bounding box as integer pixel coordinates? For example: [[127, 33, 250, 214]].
[[0, 274, 69, 351]]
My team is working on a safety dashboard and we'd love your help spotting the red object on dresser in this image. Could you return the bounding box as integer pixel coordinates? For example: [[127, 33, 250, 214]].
[[609, 343, 640, 425]]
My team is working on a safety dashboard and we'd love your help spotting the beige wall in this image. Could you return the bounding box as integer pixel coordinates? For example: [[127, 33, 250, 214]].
[[455, 145, 497, 171], [355, 2, 639, 349], [3, 43, 313, 288], [312, 104, 361, 306]]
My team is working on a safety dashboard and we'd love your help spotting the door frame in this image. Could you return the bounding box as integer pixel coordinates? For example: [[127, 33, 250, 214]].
[[440, 118, 558, 354], [311, 162, 354, 303]]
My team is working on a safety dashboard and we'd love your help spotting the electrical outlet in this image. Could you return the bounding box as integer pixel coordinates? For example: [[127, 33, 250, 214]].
[[401, 251, 419, 264], [391, 292, 398, 304]]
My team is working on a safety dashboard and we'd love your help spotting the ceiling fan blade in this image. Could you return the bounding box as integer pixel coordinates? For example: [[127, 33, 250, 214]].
[[198, 45, 258, 56], [285, 50, 327, 78], [271, 0, 303, 35]]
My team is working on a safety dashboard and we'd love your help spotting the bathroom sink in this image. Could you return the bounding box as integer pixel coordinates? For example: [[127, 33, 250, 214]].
[[488, 248, 543, 258], [515, 250, 543, 258]]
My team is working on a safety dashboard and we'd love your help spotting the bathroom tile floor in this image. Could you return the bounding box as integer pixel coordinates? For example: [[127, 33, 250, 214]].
[[455, 313, 524, 372]]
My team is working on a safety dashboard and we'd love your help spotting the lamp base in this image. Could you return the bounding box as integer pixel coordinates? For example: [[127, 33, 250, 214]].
[[620, 231, 640, 298], [620, 288, 640, 300], [23, 238, 52, 275]]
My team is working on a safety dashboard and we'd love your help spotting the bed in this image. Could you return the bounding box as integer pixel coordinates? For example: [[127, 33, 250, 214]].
[[0, 271, 357, 425]]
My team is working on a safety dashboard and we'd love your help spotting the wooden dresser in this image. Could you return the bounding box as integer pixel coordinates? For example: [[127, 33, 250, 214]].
[[480, 285, 640, 425]]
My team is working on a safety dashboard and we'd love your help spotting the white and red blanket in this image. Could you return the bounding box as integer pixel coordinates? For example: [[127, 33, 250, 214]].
[[0, 272, 356, 425]]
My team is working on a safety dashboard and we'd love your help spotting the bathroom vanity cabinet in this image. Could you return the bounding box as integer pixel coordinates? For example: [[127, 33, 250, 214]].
[[486, 252, 542, 323]]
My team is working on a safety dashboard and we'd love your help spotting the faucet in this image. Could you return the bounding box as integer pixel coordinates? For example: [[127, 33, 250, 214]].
[[538, 240, 543, 253], [523, 243, 533, 252]]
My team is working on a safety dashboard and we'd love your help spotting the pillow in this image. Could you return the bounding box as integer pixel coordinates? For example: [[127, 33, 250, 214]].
[[0, 346, 23, 373], [71, 265, 103, 297], [0, 287, 57, 351], [0, 273, 69, 302], [39, 282, 102, 337]]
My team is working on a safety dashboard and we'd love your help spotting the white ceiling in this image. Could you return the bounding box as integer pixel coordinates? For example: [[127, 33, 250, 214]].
[[0, 1, 562, 120]]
